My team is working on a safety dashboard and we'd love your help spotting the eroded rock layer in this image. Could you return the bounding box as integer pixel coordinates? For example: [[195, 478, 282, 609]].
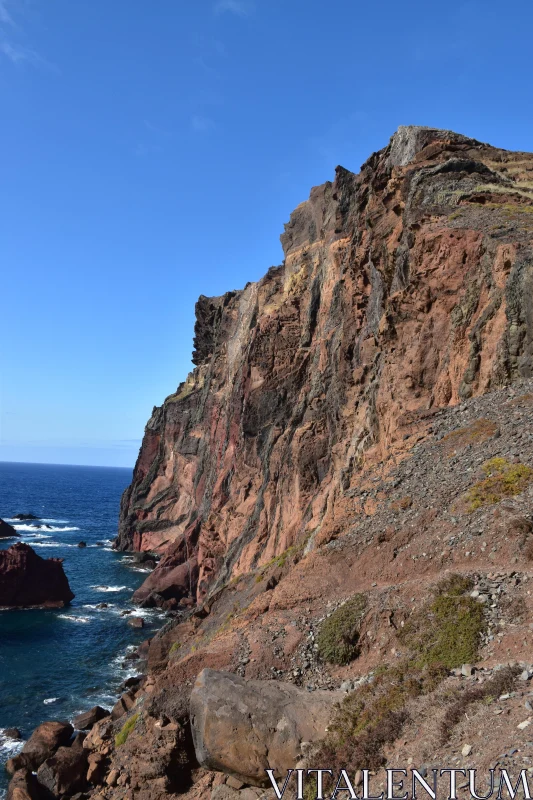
[[117, 126, 533, 606]]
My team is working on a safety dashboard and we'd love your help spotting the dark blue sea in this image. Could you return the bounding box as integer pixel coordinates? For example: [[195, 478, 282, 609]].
[[0, 462, 164, 798]]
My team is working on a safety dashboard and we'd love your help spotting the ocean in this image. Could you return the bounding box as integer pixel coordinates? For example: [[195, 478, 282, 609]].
[[0, 461, 165, 798]]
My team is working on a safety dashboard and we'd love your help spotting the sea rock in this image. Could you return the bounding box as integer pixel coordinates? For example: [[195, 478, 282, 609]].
[[73, 707, 109, 731], [7, 721, 74, 773], [12, 514, 38, 521], [77, 542, 87, 549], [36, 733, 88, 797], [4, 728, 22, 739], [0, 519, 19, 539], [190, 669, 343, 785], [0, 544, 75, 609], [6, 769, 46, 800], [127, 616, 145, 628]]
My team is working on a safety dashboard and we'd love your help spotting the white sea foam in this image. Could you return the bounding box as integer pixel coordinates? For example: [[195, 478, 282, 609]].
[[43, 697, 59, 704], [58, 615, 91, 624], [4, 518, 69, 524], [13, 524, 80, 533], [91, 585, 129, 593], [29, 542, 83, 549], [82, 603, 115, 611], [0, 730, 24, 767]]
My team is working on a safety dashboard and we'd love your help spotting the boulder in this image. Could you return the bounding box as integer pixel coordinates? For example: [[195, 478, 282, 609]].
[[0, 519, 19, 539], [12, 514, 38, 521], [6, 769, 46, 800], [86, 752, 109, 786], [73, 707, 109, 731], [4, 728, 22, 739], [127, 616, 145, 628], [111, 690, 137, 721], [7, 721, 73, 773], [36, 733, 88, 797], [132, 543, 198, 606], [77, 542, 87, 549], [0, 544, 74, 609], [190, 669, 343, 785]]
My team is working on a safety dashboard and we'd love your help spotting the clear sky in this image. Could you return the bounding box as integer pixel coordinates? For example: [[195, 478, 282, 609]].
[[1, 0, 532, 468]]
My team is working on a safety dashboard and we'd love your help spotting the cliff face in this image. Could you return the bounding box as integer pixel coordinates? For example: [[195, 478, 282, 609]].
[[117, 126, 533, 605]]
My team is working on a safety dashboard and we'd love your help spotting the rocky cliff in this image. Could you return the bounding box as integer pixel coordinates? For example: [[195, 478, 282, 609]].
[[117, 125, 533, 608], [10, 128, 533, 800]]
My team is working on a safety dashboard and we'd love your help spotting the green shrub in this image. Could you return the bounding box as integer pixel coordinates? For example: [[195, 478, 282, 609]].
[[399, 573, 485, 669], [309, 575, 485, 780], [115, 713, 139, 747], [316, 594, 366, 665], [465, 457, 533, 512]]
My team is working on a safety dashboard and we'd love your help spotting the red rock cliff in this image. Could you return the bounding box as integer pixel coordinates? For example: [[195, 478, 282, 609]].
[[117, 126, 533, 605]]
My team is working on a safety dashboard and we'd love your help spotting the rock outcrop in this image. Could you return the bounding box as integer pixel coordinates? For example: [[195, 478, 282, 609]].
[[0, 544, 75, 609], [117, 125, 533, 607], [0, 519, 19, 539], [190, 669, 343, 785], [7, 721, 74, 775]]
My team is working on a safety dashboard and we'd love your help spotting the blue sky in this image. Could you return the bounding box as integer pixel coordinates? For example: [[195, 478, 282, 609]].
[[1, 0, 532, 468]]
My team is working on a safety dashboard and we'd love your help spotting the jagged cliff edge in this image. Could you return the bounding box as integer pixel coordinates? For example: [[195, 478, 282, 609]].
[[116, 125, 533, 608]]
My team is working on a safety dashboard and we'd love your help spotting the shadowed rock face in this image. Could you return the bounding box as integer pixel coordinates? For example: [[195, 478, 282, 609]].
[[0, 543, 75, 609], [0, 518, 19, 539], [118, 126, 533, 605]]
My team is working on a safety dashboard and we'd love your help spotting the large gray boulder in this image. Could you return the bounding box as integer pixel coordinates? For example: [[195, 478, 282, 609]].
[[190, 669, 342, 786]]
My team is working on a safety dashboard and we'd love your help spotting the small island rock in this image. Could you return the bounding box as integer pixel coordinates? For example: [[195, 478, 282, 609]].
[[0, 544, 75, 609], [0, 519, 19, 539]]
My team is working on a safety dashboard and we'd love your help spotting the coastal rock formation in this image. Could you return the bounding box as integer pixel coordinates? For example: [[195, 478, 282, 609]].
[[7, 721, 74, 775], [0, 519, 19, 539], [73, 707, 109, 731], [6, 769, 46, 800], [118, 125, 533, 607], [12, 128, 533, 800], [36, 734, 88, 797], [0, 544, 74, 609], [190, 669, 343, 785]]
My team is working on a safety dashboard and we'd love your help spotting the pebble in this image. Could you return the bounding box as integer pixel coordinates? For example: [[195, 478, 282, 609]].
[[518, 720, 531, 730], [462, 744, 473, 757]]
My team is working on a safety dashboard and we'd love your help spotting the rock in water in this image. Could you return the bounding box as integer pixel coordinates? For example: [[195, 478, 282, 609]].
[[12, 514, 38, 521], [0, 519, 19, 539], [0, 544, 75, 609], [190, 669, 343, 785]]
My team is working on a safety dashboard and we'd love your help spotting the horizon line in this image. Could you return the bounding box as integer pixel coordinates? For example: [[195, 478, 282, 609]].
[[0, 459, 133, 470]]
